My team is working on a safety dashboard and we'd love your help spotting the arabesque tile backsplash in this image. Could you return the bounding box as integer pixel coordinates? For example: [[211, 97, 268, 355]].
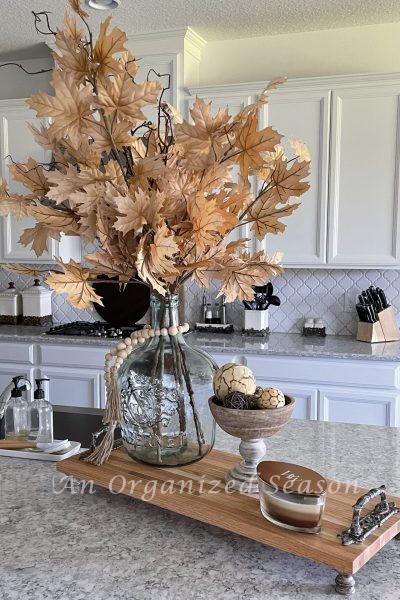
[[2, 266, 400, 336]]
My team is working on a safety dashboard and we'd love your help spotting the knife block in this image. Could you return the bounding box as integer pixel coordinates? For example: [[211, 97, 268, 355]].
[[357, 306, 400, 343]]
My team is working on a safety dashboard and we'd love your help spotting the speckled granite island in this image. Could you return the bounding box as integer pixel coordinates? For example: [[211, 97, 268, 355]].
[[1, 420, 399, 600]]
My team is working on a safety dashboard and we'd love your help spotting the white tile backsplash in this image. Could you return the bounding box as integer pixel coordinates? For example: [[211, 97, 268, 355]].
[[2, 265, 400, 335]]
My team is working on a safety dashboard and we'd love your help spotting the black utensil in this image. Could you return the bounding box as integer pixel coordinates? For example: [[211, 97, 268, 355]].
[[266, 295, 281, 308], [376, 287, 389, 309]]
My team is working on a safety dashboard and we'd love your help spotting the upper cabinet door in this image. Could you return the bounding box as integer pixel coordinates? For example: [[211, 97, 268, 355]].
[[0, 102, 81, 264], [0, 103, 54, 262], [328, 84, 400, 267], [263, 88, 330, 266]]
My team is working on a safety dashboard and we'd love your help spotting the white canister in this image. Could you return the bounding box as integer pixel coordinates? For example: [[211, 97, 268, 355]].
[[21, 279, 53, 326], [244, 309, 269, 332], [0, 282, 22, 324]]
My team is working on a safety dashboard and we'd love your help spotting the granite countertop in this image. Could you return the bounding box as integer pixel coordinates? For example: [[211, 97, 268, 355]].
[[1, 324, 400, 361], [1, 420, 399, 599]]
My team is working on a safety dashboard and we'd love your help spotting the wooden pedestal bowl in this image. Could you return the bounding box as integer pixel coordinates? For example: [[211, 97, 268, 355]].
[[209, 395, 295, 495]]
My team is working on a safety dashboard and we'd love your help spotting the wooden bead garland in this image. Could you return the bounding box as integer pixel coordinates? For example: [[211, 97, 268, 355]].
[[103, 322, 190, 378]]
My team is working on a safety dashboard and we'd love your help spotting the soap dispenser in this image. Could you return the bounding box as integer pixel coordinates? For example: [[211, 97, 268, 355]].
[[30, 378, 53, 443], [4, 376, 31, 439]]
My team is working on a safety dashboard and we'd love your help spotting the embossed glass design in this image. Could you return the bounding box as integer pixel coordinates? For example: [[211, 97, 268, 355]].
[[118, 292, 217, 466]]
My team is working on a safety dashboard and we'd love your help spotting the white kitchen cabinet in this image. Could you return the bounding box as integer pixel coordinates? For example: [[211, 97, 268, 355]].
[[328, 82, 400, 267], [318, 387, 398, 427], [264, 88, 330, 266], [0, 99, 81, 264], [188, 73, 400, 269]]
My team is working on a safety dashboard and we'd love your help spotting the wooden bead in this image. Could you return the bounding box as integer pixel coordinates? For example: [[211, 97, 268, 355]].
[[148, 328, 155, 337], [124, 338, 132, 346], [105, 353, 112, 361], [160, 328, 168, 336], [138, 337, 146, 344], [131, 338, 138, 345], [118, 350, 128, 359], [183, 323, 190, 332], [117, 342, 126, 351], [131, 331, 138, 338], [110, 348, 117, 356], [155, 329, 161, 336], [177, 325, 184, 333], [168, 325, 178, 336]]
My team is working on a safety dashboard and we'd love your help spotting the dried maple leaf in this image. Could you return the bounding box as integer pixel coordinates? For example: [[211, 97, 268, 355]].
[[3, 264, 49, 277], [247, 157, 309, 239], [0, 194, 32, 220], [19, 223, 61, 257], [46, 165, 108, 203], [85, 251, 133, 281], [9, 158, 49, 196], [93, 15, 127, 80], [215, 251, 283, 302], [114, 188, 163, 236], [86, 119, 132, 153], [46, 260, 103, 309], [27, 123, 57, 151], [27, 70, 92, 146], [54, 15, 88, 85], [187, 193, 238, 252], [27, 204, 81, 235], [237, 76, 287, 122], [290, 138, 311, 163], [136, 225, 178, 294], [233, 114, 282, 177], [174, 97, 231, 159], [96, 74, 160, 124], [68, 0, 89, 19]]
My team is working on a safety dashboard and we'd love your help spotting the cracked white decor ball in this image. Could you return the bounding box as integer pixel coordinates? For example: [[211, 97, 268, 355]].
[[256, 387, 285, 409], [213, 363, 256, 401]]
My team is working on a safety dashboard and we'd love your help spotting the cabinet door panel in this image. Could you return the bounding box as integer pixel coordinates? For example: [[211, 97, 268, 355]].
[[319, 388, 396, 426], [263, 89, 330, 266], [38, 367, 104, 409], [0, 106, 55, 262], [328, 85, 400, 266]]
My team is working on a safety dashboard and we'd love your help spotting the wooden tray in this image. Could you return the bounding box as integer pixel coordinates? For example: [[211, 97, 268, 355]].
[[57, 448, 400, 595]]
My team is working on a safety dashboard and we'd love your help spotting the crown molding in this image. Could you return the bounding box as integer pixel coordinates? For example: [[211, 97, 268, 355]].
[[187, 71, 400, 98], [46, 26, 206, 62]]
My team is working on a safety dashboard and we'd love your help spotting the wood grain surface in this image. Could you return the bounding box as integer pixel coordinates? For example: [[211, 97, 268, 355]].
[[57, 448, 400, 575]]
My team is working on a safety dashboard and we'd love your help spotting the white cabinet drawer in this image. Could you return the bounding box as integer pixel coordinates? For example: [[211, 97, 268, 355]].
[[257, 379, 318, 421], [318, 388, 398, 427], [39, 344, 106, 369], [38, 366, 104, 409], [246, 355, 399, 389], [0, 342, 34, 364]]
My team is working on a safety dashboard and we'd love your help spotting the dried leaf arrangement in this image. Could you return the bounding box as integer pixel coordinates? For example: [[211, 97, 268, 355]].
[[0, 0, 310, 464]]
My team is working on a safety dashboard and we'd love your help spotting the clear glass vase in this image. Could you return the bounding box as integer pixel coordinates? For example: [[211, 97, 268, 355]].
[[118, 292, 217, 466]]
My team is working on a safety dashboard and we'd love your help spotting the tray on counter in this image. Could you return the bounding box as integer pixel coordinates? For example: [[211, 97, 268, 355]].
[[57, 448, 400, 595], [0, 440, 82, 461]]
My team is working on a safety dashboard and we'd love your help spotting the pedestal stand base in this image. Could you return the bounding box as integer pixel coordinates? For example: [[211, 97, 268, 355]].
[[335, 573, 356, 595], [225, 438, 266, 494]]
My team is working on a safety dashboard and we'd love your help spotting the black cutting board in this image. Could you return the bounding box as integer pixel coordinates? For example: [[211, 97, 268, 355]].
[[92, 277, 150, 326]]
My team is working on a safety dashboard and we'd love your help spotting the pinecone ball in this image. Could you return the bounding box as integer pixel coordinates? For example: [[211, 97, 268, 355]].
[[256, 387, 286, 409], [222, 391, 252, 410], [213, 363, 257, 401]]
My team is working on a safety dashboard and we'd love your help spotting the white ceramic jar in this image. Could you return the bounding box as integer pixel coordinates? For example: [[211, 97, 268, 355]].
[[0, 282, 22, 324], [244, 309, 269, 332], [21, 279, 53, 326]]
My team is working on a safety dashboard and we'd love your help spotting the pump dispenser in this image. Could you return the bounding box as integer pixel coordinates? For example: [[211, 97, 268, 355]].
[[29, 378, 53, 443], [4, 376, 31, 439]]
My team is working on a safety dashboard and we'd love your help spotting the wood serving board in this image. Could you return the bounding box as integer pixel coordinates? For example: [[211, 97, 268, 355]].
[[57, 448, 400, 577]]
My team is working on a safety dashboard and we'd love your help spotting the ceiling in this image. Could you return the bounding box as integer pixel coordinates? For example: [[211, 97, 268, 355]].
[[0, 0, 400, 60]]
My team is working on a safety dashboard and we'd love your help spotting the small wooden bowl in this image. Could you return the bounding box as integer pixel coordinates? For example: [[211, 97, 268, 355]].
[[208, 395, 295, 441], [208, 395, 296, 494]]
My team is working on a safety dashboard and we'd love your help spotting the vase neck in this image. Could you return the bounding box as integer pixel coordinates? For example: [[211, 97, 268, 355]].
[[151, 292, 180, 330]]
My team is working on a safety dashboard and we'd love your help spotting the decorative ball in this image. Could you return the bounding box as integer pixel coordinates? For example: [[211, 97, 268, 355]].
[[256, 387, 285, 409], [213, 363, 257, 401], [222, 391, 253, 410]]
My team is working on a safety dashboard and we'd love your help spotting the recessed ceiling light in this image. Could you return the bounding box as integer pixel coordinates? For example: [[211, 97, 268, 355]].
[[85, 0, 121, 9]]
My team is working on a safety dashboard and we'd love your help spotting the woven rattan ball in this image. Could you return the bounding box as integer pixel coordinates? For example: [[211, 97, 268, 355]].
[[222, 391, 253, 410]]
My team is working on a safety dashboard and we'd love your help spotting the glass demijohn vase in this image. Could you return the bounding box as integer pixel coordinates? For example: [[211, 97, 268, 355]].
[[118, 292, 217, 466]]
